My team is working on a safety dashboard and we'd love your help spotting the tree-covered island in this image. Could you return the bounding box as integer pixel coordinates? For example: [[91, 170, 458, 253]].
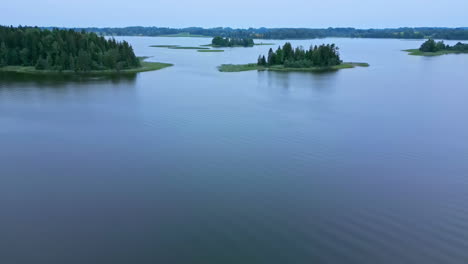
[[211, 36, 255, 47], [0, 26, 172, 74], [404, 39, 468, 56], [218, 42, 369, 72]]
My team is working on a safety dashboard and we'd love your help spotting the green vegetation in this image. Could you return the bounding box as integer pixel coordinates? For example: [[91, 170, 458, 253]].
[[218, 42, 368, 73], [405, 39, 468, 56], [211, 36, 254, 47], [0, 26, 141, 72], [255, 43, 275, 46], [197, 49, 224, 52], [218, 63, 264, 72], [150, 45, 179, 48], [149, 45, 211, 50], [77, 26, 468, 40], [169, 46, 210, 50], [218, 62, 368, 73], [258, 42, 343, 68], [0, 57, 173, 74], [404, 49, 459, 56]]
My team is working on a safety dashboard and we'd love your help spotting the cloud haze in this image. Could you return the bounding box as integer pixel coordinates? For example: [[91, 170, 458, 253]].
[[3, 0, 467, 28]]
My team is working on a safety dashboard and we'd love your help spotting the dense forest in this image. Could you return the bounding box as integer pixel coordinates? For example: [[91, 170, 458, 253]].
[[257, 42, 342, 68], [60, 26, 468, 40], [419, 39, 468, 52], [211, 36, 254, 47], [0, 26, 140, 71]]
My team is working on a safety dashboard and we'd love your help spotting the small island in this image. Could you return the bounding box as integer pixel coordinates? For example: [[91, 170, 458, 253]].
[[404, 39, 468, 56], [0, 26, 172, 74], [218, 42, 369, 72], [209, 37, 275, 47], [211, 36, 255, 47]]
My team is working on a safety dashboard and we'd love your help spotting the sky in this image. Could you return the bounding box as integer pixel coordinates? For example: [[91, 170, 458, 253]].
[[2, 0, 467, 29]]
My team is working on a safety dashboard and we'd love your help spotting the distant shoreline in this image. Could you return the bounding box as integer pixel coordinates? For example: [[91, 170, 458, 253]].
[[42, 27, 468, 41]]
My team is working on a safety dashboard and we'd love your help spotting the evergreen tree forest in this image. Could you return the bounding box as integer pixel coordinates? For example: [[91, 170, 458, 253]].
[[0, 26, 140, 72], [257, 42, 342, 68], [211, 36, 254, 47], [419, 39, 468, 52]]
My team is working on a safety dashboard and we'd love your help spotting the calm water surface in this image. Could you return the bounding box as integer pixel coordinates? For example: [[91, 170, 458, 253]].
[[1, 37, 468, 264]]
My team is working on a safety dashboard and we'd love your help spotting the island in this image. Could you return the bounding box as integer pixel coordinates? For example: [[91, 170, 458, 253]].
[[404, 39, 468, 56], [211, 37, 255, 47], [218, 42, 369, 72], [0, 26, 172, 74], [210, 36, 273, 47]]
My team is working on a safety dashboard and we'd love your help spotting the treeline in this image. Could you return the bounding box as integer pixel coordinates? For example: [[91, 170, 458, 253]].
[[419, 39, 468, 52], [211, 36, 254, 47], [59, 26, 468, 40], [0, 26, 140, 71], [257, 42, 342, 68]]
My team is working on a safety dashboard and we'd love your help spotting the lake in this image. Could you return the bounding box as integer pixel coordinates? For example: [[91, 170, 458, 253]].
[[1, 37, 468, 264]]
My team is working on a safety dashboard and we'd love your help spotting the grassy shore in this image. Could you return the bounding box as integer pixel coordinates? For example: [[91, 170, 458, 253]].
[[0, 57, 173, 75], [150, 45, 211, 50], [150, 45, 179, 48], [169, 46, 210, 50], [218, 62, 369, 73], [255, 43, 275, 46], [404, 49, 468, 56], [197, 49, 224, 52], [201, 43, 274, 47]]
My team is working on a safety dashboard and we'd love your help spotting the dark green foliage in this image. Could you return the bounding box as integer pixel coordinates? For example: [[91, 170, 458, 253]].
[[259, 42, 342, 68], [257, 55, 267, 66], [0, 26, 140, 71], [419, 39, 445, 52], [70, 26, 468, 40], [212, 36, 254, 47], [451, 42, 468, 51], [419, 39, 468, 52]]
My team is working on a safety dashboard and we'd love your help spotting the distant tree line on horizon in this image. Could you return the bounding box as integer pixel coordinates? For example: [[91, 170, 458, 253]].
[[0, 26, 140, 71], [40, 26, 468, 40], [419, 39, 468, 52], [211, 36, 254, 47], [257, 42, 342, 68]]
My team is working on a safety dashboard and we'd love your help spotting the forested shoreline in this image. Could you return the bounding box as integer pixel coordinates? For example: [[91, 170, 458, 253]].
[[48, 26, 468, 40], [0, 26, 141, 72]]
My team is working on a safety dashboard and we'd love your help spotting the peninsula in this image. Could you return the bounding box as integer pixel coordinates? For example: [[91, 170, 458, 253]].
[[0, 26, 172, 74]]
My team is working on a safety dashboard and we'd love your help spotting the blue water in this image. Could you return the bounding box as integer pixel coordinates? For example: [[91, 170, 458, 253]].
[[1, 37, 468, 264]]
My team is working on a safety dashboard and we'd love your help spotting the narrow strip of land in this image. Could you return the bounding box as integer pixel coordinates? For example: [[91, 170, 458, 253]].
[[0, 57, 173, 75], [218, 63, 369, 72]]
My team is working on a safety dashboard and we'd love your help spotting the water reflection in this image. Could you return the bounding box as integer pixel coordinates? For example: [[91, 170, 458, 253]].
[[258, 70, 339, 93], [0, 72, 137, 87], [0, 72, 138, 104]]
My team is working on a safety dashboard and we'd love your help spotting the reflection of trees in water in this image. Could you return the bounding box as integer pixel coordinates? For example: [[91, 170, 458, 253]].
[[0, 72, 138, 103], [0, 72, 137, 88], [259, 70, 339, 92]]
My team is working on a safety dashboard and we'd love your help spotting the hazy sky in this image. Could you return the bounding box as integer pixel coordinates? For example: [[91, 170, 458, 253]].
[[3, 0, 467, 28]]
